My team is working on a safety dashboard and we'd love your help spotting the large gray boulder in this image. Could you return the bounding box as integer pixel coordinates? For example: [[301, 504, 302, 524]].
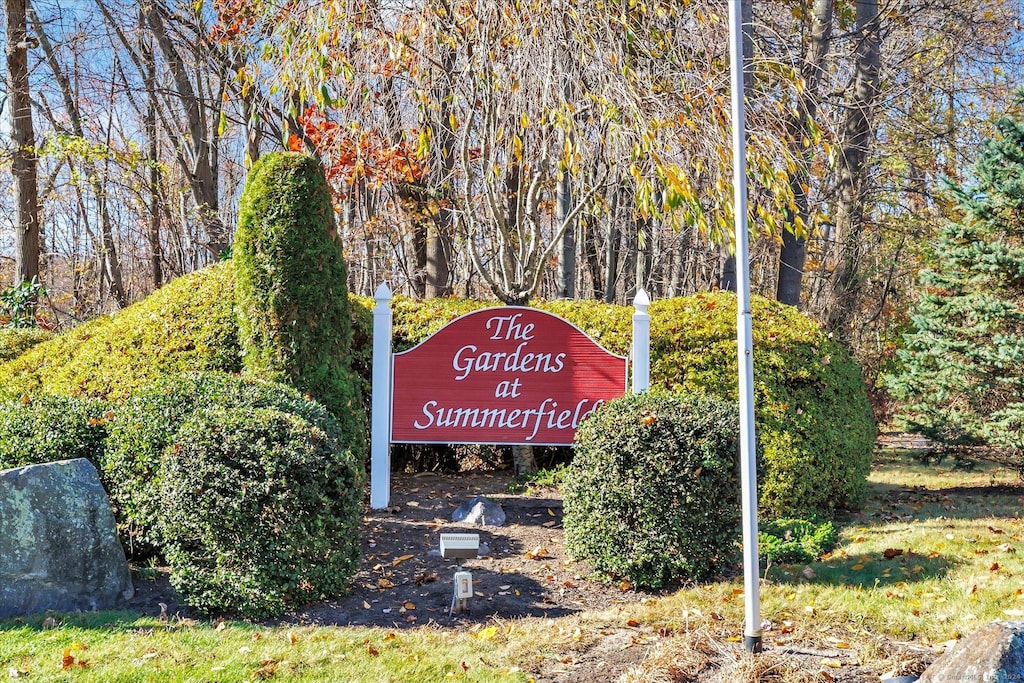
[[0, 459, 134, 618], [918, 621, 1024, 683]]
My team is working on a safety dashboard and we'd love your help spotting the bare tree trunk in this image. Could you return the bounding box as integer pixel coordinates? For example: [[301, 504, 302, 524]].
[[411, 223, 427, 297], [6, 0, 40, 286], [583, 216, 603, 299], [512, 445, 537, 476], [827, 0, 880, 334], [145, 1, 229, 258], [604, 222, 620, 303], [30, 3, 127, 307], [141, 7, 163, 288], [557, 171, 575, 299], [425, 10, 455, 298], [777, 0, 834, 307]]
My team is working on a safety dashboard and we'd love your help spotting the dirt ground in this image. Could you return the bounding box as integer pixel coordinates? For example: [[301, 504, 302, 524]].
[[127, 469, 935, 682]]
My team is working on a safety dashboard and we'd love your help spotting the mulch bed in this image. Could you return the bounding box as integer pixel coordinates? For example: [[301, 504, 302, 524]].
[[125, 468, 934, 681]]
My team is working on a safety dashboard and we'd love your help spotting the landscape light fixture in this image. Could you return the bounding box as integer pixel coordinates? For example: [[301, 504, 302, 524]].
[[439, 533, 479, 615]]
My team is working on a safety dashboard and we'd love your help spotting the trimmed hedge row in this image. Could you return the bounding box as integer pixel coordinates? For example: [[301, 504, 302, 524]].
[[381, 294, 875, 517], [0, 262, 240, 401], [0, 268, 874, 517], [0, 394, 109, 471], [0, 328, 53, 365]]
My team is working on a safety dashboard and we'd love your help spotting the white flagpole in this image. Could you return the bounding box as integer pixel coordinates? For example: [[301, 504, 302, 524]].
[[727, 0, 762, 654]]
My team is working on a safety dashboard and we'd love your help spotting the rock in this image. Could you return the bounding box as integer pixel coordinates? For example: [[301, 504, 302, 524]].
[[918, 621, 1024, 683], [0, 459, 134, 618], [452, 496, 506, 527]]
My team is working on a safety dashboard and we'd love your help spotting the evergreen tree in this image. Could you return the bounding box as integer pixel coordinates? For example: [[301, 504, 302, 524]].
[[889, 93, 1024, 472], [234, 152, 366, 460]]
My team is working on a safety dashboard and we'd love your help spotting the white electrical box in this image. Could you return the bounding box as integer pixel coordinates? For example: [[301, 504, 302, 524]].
[[454, 571, 474, 598]]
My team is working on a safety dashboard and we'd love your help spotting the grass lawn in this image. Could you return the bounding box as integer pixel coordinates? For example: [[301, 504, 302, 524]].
[[3, 450, 1023, 681]]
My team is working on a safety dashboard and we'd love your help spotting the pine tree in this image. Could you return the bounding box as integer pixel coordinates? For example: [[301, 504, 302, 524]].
[[889, 94, 1024, 472]]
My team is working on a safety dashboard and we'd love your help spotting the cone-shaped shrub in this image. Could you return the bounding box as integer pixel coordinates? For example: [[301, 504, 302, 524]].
[[234, 152, 365, 459]]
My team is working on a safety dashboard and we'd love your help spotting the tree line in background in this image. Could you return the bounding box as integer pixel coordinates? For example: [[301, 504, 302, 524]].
[[2, 0, 1022, 379]]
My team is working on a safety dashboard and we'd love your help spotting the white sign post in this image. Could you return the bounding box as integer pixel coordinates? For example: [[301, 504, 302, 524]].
[[728, 0, 763, 654], [370, 282, 393, 510], [632, 289, 650, 394]]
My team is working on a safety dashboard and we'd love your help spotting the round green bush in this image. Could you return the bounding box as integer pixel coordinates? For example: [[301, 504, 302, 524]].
[[103, 372, 357, 548], [0, 394, 109, 471], [234, 151, 365, 459], [0, 262, 240, 401], [758, 518, 837, 565], [649, 293, 876, 517], [564, 392, 741, 588], [158, 407, 362, 618]]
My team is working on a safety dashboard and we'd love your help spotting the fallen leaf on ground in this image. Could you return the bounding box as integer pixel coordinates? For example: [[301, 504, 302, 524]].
[[61, 644, 88, 670], [524, 546, 548, 560]]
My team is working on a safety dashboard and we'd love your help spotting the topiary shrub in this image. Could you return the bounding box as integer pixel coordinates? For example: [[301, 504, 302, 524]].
[[103, 372, 357, 550], [158, 406, 362, 618], [758, 518, 837, 565], [0, 262, 239, 402], [0, 328, 53, 364], [649, 293, 875, 518], [564, 392, 741, 588], [0, 394, 109, 471], [233, 151, 364, 460]]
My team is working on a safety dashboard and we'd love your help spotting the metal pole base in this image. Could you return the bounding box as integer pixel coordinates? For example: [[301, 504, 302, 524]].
[[744, 635, 763, 653]]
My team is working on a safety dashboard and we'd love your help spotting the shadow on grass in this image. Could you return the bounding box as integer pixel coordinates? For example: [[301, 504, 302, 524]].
[[0, 609, 167, 633], [768, 550, 956, 590]]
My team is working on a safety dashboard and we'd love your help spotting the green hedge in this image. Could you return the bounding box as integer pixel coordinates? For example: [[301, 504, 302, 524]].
[[0, 395, 109, 472], [0, 263, 240, 401], [648, 293, 875, 517], [373, 293, 875, 518], [564, 392, 741, 587], [159, 406, 362, 617], [0, 328, 53, 365], [758, 518, 837, 565]]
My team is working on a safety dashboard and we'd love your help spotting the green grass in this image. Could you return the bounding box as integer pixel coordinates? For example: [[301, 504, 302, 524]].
[[4, 450, 1024, 680], [615, 449, 1024, 648], [0, 613, 528, 682]]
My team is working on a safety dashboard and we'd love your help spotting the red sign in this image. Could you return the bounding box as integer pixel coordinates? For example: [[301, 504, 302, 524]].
[[391, 307, 627, 445]]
